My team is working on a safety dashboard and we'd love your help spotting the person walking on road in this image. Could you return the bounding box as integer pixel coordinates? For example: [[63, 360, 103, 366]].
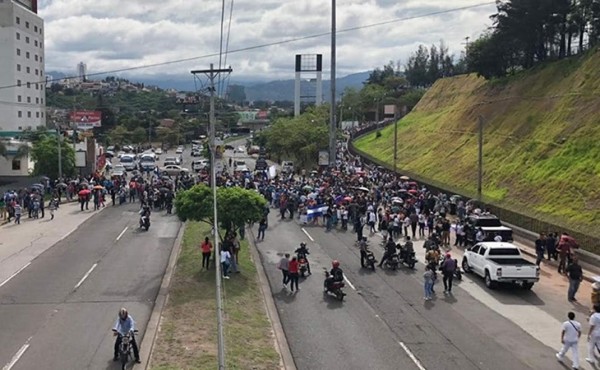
[[424, 265, 435, 301], [556, 311, 581, 369], [277, 253, 290, 289], [288, 256, 300, 293], [567, 257, 583, 302], [441, 253, 457, 294], [200, 237, 212, 270], [257, 217, 267, 241], [586, 304, 600, 365], [535, 233, 546, 266]]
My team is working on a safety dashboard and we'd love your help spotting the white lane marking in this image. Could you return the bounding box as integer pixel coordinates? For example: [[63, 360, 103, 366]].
[[0, 262, 31, 288], [74, 263, 98, 290], [3, 338, 32, 370], [301, 228, 314, 242], [116, 226, 128, 242], [398, 341, 427, 370], [343, 275, 356, 291]]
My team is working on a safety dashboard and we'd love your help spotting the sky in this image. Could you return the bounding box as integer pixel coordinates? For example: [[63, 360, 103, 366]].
[[38, 0, 497, 83]]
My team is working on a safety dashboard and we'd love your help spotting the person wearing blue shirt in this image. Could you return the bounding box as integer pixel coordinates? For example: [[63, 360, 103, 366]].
[[112, 308, 140, 363]]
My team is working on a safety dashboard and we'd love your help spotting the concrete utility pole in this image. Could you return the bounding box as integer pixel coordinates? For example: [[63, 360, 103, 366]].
[[191, 64, 232, 370], [477, 115, 484, 201], [329, 0, 337, 167], [56, 127, 62, 180]]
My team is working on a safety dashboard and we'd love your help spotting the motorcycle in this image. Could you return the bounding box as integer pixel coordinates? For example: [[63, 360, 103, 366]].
[[139, 215, 150, 231], [324, 271, 346, 300], [118, 330, 139, 370], [383, 253, 400, 271], [364, 249, 376, 271], [453, 259, 463, 281], [398, 246, 417, 269], [298, 255, 309, 277]]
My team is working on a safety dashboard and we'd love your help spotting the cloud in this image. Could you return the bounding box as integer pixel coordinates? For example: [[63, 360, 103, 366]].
[[39, 0, 496, 82]]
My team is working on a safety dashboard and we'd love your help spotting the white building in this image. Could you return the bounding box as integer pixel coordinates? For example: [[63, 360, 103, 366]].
[[77, 61, 86, 82], [0, 0, 46, 134]]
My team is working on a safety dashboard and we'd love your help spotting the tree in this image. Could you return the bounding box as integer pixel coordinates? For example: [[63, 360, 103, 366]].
[[131, 127, 147, 144], [174, 185, 267, 236], [108, 125, 130, 145], [30, 136, 76, 179]]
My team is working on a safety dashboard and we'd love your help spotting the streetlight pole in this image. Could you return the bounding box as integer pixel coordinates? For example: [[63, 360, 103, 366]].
[[477, 115, 484, 201], [56, 127, 62, 180], [191, 64, 232, 370], [329, 0, 337, 167]]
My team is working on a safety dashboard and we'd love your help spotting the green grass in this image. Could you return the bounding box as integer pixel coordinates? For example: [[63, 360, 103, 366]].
[[354, 49, 600, 242], [150, 222, 280, 370]]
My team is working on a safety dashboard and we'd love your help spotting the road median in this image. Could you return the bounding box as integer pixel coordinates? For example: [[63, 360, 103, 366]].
[[148, 221, 281, 370]]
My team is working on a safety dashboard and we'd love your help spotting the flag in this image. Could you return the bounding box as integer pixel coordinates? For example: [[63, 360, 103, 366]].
[[306, 204, 329, 220]]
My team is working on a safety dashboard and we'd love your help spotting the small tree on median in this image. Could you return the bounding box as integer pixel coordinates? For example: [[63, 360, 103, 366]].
[[174, 184, 267, 239]]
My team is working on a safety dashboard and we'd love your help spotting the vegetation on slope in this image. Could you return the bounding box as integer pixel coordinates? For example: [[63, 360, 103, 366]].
[[354, 49, 600, 239]]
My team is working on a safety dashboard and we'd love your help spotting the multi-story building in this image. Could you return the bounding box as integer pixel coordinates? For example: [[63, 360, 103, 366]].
[[77, 61, 86, 82], [0, 0, 46, 133]]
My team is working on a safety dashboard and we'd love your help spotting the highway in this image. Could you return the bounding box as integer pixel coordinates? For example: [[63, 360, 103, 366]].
[[223, 143, 592, 370], [0, 168, 182, 369]]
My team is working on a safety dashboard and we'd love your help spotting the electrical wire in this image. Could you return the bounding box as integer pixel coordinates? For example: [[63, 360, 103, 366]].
[[0, 1, 496, 91], [217, 0, 227, 98], [221, 0, 235, 99]]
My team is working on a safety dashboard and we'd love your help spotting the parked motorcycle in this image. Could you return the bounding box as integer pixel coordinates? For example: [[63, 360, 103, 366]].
[[383, 253, 400, 271], [118, 330, 139, 370], [453, 259, 463, 281], [398, 246, 417, 269], [139, 215, 150, 231], [365, 249, 376, 271], [324, 271, 346, 300]]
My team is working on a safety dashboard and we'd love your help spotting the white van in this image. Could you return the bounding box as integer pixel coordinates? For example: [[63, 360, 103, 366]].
[[281, 161, 294, 174]]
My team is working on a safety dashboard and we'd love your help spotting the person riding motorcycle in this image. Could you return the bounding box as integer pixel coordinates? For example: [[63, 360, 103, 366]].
[[378, 238, 398, 268], [294, 242, 311, 275], [425, 246, 441, 269], [400, 236, 414, 260], [423, 234, 437, 251], [324, 260, 344, 291], [112, 307, 140, 363]]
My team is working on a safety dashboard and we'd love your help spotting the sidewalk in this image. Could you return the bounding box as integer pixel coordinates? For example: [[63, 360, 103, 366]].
[[0, 201, 108, 284]]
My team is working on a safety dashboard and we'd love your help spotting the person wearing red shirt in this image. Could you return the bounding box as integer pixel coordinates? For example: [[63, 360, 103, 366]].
[[288, 257, 300, 292], [200, 237, 213, 270]]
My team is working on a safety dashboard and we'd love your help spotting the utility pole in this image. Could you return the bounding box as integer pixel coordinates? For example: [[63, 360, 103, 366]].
[[56, 127, 62, 180], [329, 0, 337, 167], [477, 115, 484, 201], [191, 64, 232, 370]]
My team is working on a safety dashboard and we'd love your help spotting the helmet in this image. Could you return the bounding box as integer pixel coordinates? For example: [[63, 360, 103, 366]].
[[332, 260, 340, 268], [445, 253, 451, 259], [300, 242, 306, 248], [119, 308, 128, 320]]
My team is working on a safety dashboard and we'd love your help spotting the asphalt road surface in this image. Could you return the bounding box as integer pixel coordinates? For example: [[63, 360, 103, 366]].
[[223, 138, 584, 370], [0, 195, 180, 369]]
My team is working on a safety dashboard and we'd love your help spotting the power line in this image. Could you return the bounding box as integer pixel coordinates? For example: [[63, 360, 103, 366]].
[[217, 0, 227, 98], [0, 1, 495, 91], [221, 0, 235, 99]]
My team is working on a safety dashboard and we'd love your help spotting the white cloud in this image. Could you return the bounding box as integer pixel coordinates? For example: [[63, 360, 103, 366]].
[[38, 0, 496, 82]]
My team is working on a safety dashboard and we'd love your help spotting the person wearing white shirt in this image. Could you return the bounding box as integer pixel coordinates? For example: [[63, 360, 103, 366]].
[[556, 311, 581, 369], [587, 305, 600, 365], [494, 234, 503, 242], [221, 248, 232, 279]]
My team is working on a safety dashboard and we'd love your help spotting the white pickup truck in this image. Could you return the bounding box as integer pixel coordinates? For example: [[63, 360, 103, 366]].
[[462, 242, 540, 290]]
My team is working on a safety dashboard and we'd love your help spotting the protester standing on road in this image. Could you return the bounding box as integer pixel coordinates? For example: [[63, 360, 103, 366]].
[[546, 232, 558, 260], [288, 256, 300, 293], [278, 253, 290, 289], [200, 237, 212, 270], [566, 257, 583, 302], [423, 265, 434, 301], [586, 304, 600, 365], [556, 311, 581, 369], [535, 233, 546, 266], [441, 253, 456, 294], [257, 217, 267, 241]]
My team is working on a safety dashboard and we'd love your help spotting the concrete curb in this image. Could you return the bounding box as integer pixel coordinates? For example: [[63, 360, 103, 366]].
[[138, 221, 186, 370], [247, 227, 297, 370]]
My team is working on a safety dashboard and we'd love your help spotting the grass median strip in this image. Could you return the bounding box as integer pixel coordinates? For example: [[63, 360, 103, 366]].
[[150, 221, 280, 370]]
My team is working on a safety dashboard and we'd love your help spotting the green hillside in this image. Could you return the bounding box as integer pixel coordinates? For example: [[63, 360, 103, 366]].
[[354, 48, 600, 243]]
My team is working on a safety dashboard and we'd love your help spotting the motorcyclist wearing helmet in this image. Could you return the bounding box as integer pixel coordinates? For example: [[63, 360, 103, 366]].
[[400, 236, 414, 260], [294, 242, 311, 275], [378, 238, 398, 268], [112, 308, 140, 363], [324, 260, 344, 290], [140, 203, 151, 217]]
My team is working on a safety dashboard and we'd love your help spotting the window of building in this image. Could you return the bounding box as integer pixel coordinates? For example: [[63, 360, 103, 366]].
[[16, 17, 20, 25], [34, 25, 38, 32], [25, 21, 29, 29], [36, 112, 39, 118], [26, 51, 30, 59], [36, 97, 39, 104], [26, 66, 30, 73], [16, 32, 20, 40], [16, 48, 20, 56], [34, 55, 38, 61], [27, 111, 31, 118], [12, 159, 21, 171], [27, 97, 31, 103], [41, 98, 44, 104], [41, 112, 44, 118], [17, 80, 21, 86], [34, 40, 38, 47], [39, 42, 43, 49], [17, 95, 21, 102], [26, 82, 30, 88], [18, 111, 22, 118], [25, 36, 29, 44], [17, 64, 21, 71], [35, 69, 38, 76], [39, 27, 43, 35], [40, 56, 43, 62]]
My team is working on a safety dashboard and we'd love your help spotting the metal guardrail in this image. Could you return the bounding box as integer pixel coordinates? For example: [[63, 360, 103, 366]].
[[348, 123, 600, 255]]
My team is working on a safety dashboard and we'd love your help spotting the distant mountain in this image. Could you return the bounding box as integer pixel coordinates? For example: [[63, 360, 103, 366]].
[[45, 70, 372, 101]]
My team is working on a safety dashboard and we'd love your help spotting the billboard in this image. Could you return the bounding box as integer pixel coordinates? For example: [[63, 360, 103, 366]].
[[384, 105, 397, 117], [318, 150, 329, 166], [70, 110, 102, 129]]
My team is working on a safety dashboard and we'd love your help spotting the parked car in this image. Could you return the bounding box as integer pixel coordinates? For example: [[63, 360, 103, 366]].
[[139, 154, 157, 171], [192, 159, 209, 172], [191, 150, 202, 157], [234, 160, 248, 172], [160, 165, 190, 176], [175, 147, 184, 154], [234, 146, 245, 154], [164, 156, 180, 166], [224, 144, 234, 150], [112, 164, 126, 177], [464, 214, 513, 244], [281, 161, 294, 174], [462, 242, 540, 290], [155, 148, 163, 155], [119, 155, 137, 171]]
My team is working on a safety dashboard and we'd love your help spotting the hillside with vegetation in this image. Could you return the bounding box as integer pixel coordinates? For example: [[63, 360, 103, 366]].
[[354, 48, 600, 242]]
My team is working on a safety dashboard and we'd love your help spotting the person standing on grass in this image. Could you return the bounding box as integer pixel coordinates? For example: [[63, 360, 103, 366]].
[[221, 247, 232, 280], [200, 237, 212, 270], [277, 253, 290, 289], [566, 256, 583, 302], [556, 311, 581, 369], [288, 256, 300, 293]]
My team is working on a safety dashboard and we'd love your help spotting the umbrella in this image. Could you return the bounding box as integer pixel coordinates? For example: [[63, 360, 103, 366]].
[[397, 189, 407, 193], [399, 175, 410, 181], [57, 182, 68, 189], [302, 185, 313, 191], [93, 185, 104, 190], [343, 196, 353, 202], [159, 187, 170, 193], [78, 189, 91, 196], [408, 181, 418, 186], [408, 189, 418, 195], [41, 176, 50, 181], [30, 183, 44, 190], [357, 186, 369, 192], [391, 197, 403, 204]]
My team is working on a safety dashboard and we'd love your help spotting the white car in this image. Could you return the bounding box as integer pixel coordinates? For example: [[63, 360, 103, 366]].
[[112, 164, 126, 177], [192, 159, 209, 172], [234, 146, 246, 154], [155, 148, 163, 155], [160, 165, 190, 176], [175, 147, 184, 154], [234, 160, 248, 172]]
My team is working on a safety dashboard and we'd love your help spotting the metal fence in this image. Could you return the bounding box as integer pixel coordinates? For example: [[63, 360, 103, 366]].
[[349, 124, 600, 254]]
